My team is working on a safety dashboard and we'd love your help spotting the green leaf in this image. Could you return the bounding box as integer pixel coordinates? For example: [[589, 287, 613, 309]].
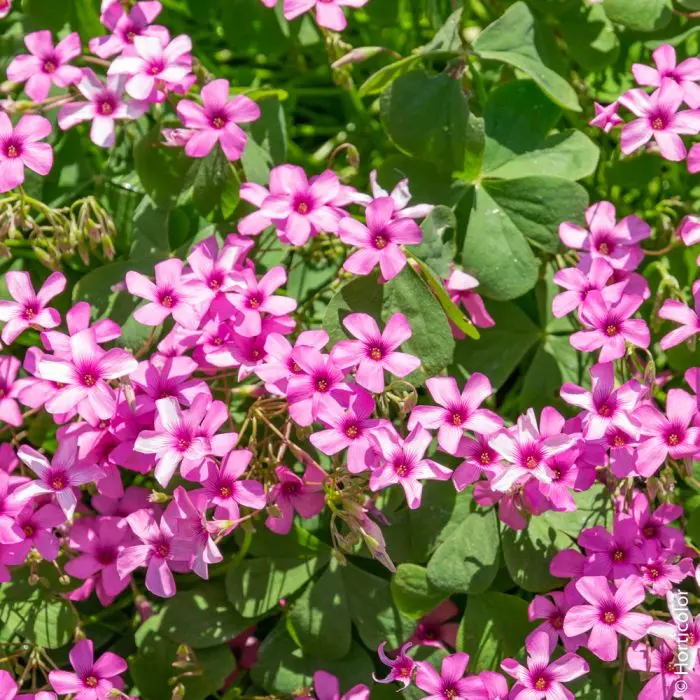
[[390, 563, 448, 618], [456, 592, 531, 671], [287, 558, 352, 660], [558, 4, 620, 72], [473, 2, 581, 112], [160, 583, 249, 649], [603, 0, 672, 32], [188, 146, 241, 219], [426, 506, 500, 594], [380, 70, 470, 175], [323, 266, 456, 383], [130, 197, 171, 259], [22, 0, 72, 31], [342, 562, 416, 649], [420, 8, 464, 53], [73, 0, 103, 42], [358, 55, 424, 97], [251, 97, 288, 163], [241, 138, 274, 185]]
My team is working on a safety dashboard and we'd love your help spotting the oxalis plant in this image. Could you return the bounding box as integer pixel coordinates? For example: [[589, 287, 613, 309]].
[[0, 0, 698, 698]]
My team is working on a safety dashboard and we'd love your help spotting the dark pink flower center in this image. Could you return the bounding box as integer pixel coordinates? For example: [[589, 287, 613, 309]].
[[344, 422, 360, 439], [210, 112, 228, 129], [3, 138, 22, 159], [373, 232, 389, 249], [96, 546, 117, 565], [85, 675, 98, 688], [48, 469, 67, 491], [83, 373, 97, 387], [156, 542, 170, 557], [97, 93, 118, 115], [246, 293, 263, 309], [148, 60, 164, 75], [42, 57, 57, 74], [550, 614, 564, 630], [282, 481, 299, 496], [23, 524, 34, 537], [665, 426, 684, 446]]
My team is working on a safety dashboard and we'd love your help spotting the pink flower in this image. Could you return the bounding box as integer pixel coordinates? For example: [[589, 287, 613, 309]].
[[0, 271, 64, 345], [131, 356, 208, 413], [478, 672, 508, 700], [107, 34, 193, 101], [558, 201, 650, 271], [638, 544, 689, 596], [38, 328, 138, 420], [452, 433, 500, 491], [528, 583, 587, 652], [3, 501, 63, 563], [630, 491, 685, 555], [627, 639, 692, 700], [589, 102, 623, 132], [284, 0, 368, 32], [689, 142, 700, 174], [563, 575, 652, 661], [0, 0, 11, 19], [658, 282, 700, 350], [252, 165, 348, 245], [445, 269, 494, 329], [0, 355, 22, 426], [16, 439, 102, 518], [632, 44, 700, 108], [48, 639, 127, 700], [134, 395, 237, 486], [409, 374, 501, 455], [570, 290, 649, 362], [176, 78, 260, 161], [89, 1, 167, 58], [678, 214, 700, 246], [58, 70, 148, 148], [198, 449, 266, 521], [7, 31, 82, 102], [410, 600, 459, 649], [634, 389, 699, 477], [0, 470, 23, 544], [309, 387, 385, 473], [619, 82, 700, 161], [578, 516, 644, 580], [501, 630, 588, 700], [365, 170, 433, 220], [339, 198, 422, 281], [265, 463, 326, 534], [312, 671, 369, 700], [560, 362, 643, 440], [369, 425, 452, 509], [41, 301, 121, 355], [374, 642, 416, 688], [415, 652, 486, 700], [126, 258, 209, 329], [551, 258, 624, 318], [332, 312, 420, 393]]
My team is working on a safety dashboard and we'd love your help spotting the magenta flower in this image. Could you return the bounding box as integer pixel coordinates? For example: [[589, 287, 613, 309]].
[[58, 70, 148, 148], [134, 395, 237, 486], [0, 470, 23, 544], [131, 356, 208, 414], [630, 491, 685, 555], [563, 576, 652, 661], [108, 34, 193, 101], [16, 439, 102, 518], [538, 447, 596, 513], [0, 355, 22, 426], [48, 639, 127, 700], [409, 374, 501, 455], [286, 347, 349, 426], [619, 82, 700, 161], [374, 642, 416, 688], [0, 271, 64, 345], [312, 671, 369, 700], [126, 258, 209, 329], [679, 214, 700, 246], [339, 198, 422, 281], [689, 142, 700, 175], [445, 269, 494, 329], [185, 235, 250, 302], [41, 301, 121, 355], [177, 78, 260, 161], [501, 630, 588, 700], [551, 258, 622, 318], [367, 170, 433, 220], [638, 544, 688, 596], [332, 312, 420, 393], [284, 0, 368, 32], [198, 449, 266, 521], [658, 283, 700, 350], [414, 652, 486, 700], [528, 583, 587, 653], [224, 266, 297, 337], [309, 387, 385, 473], [627, 639, 693, 700], [478, 672, 508, 700], [38, 328, 138, 421], [634, 389, 699, 477], [589, 102, 623, 133], [63, 516, 132, 605], [570, 290, 649, 362], [265, 464, 326, 535], [560, 362, 643, 440], [452, 433, 500, 491], [7, 31, 82, 102], [369, 425, 452, 509], [0, 0, 11, 19], [89, 1, 167, 58], [254, 166, 347, 245], [0, 110, 54, 192], [632, 44, 700, 108], [410, 600, 459, 649], [117, 507, 186, 598], [3, 501, 63, 564], [558, 201, 650, 271], [578, 516, 644, 580]]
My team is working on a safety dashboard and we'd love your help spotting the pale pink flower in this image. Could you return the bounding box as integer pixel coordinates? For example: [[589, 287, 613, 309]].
[[563, 575, 652, 661], [409, 374, 501, 455], [589, 102, 623, 132], [632, 44, 700, 108], [331, 312, 420, 393], [551, 258, 625, 318], [627, 639, 696, 700], [284, 0, 368, 32], [265, 464, 326, 534], [107, 34, 193, 102], [619, 82, 700, 161], [630, 491, 685, 555], [339, 197, 422, 281], [369, 425, 452, 508], [7, 31, 82, 102], [445, 269, 494, 329], [501, 630, 588, 700], [452, 433, 500, 491], [58, 70, 148, 148], [0, 113, 53, 194], [689, 142, 700, 174], [130, 356, 208, 413], [678, 214, 700, 246], [658, 282, 700, 350], [558, 201, 650, 272], [0, 355, 22, 426], [41, 301, 121, 355], [365, 170, 433, 220], [177, 78, 260, 161], [16, 439, 103, 518], [89, 1, 167, 58], [414, 652, 486, 700]]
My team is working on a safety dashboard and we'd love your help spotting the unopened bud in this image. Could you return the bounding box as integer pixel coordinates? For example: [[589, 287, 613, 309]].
[[28, 573, 40, 586], [58, 575, 71, 586], [102, 235, 116, 260], [170, 683, 186, 700], [149, 490, 171, 504], [331, 46, 390, 69]]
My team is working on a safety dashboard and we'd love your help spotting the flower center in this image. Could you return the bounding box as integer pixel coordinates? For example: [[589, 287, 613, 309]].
[[148, 61, 163, 75], [219, 485, 231, 498], [551, 614, 564, 630], [395, 463, 409, 477], [126, 30, 137, 42], [598, 404, 611, 417], [647, 566, 660, 579], [247, 294, 262, 309], [444, 689, 457, 700], [534, 677, 547, 691], [665, 659, 676, 673], [689, 632, 696, 646], [213, 337, 223, 346], [479, 452, 491, 465], [652, 116, 665, 130], [5, 143, 19, 159], [177, 438, 190, 451], [209, 278, 220, 290], [282, 482, 299, 496], [250, 349, 261, 360], [605, 324, 618, 337], [100, 100, 114, 115], [51, 476, 66, 490], [667, 433, 679, 446], [96, 547, 116, 565], [612, 549, 624, 562], [603, 611, 617, 625], [613, 434, 626, 448], [211, 115, 226, 129], [157, 543, 170, 557], [43, 60, 56, 74], [643, 525, 656, 538], [525, 455, 537, 469], [552, 468, 561, 480], [23, 525, 34, 537], [369, 347, 383, 361], [83, 373, 96, 387], [296, 201, 309, 214], [85, 676, 98, 688], [161, 295, 174, 308], [345, 424, 359, 439], [451, 412, 463, 426], [598, 242, 609, 255], [374, 234, 388, 249], [315, 378, 329, 392]]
